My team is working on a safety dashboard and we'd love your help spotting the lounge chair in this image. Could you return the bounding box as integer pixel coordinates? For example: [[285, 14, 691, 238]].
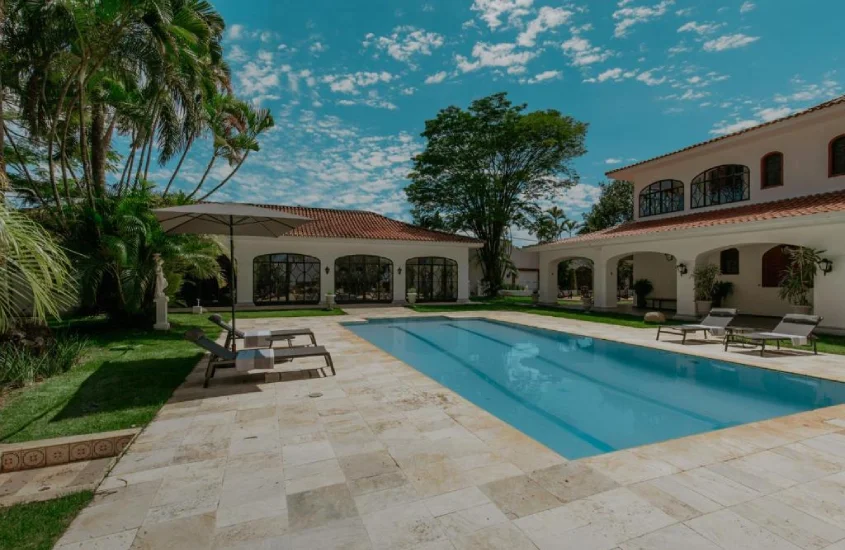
[[208, 314, 317, 350], [185, 329, 335, 388], [724, 314, 823, 356], [656, 308, 737, 344]]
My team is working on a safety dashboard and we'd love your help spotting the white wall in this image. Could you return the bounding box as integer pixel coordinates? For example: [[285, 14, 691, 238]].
[[698, 244, 811, 318], [632, 252, 677, 299], [617, 105, 845, 222], [233, 237, 475, 305]]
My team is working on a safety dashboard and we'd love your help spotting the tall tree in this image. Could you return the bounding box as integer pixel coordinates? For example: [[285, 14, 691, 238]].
[[579, 180, 634, 234], [407, 93, 587, 294]]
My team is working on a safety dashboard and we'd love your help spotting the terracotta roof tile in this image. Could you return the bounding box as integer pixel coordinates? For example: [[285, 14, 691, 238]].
[[607, 94, 845, 176], [542, 190, 845, 247], [251, 204, 481, 244]]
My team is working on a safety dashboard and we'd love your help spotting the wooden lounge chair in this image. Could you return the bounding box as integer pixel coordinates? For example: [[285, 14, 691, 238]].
[[656, 308, 737, 344], [208, 314, 317, 350], [185, 329, 335, 388], [724, 314, 823, 356]]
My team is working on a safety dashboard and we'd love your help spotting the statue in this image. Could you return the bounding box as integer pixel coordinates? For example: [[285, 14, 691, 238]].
[[153, 254, 168, 298]]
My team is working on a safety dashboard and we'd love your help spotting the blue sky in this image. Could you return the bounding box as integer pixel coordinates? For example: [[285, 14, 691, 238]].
[[162, 0, 845, 245]]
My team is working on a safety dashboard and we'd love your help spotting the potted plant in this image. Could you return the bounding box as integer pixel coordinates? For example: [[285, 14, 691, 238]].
[[531, 289, 540, 305], [580, 286, 593, 312], [407, 288, 418, 305], [711, 281, 734, 308], [779, 247, 825, 314], [693, 263, 720, 315], [325, 293, 336, 310], [632, 278, 654, 309]]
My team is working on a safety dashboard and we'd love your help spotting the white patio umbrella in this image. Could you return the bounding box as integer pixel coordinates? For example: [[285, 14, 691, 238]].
[[153, 203, 311, 350]]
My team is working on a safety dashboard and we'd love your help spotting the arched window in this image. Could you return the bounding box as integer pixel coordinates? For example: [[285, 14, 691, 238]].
[[761, 152, 784, 189], [253, 254, 321, 305], [406, 257, 459, 302], [334, 255, 393, 303], [830, 135, 845, 177], [762, 245, 792, 288], [720, 248, 740, 275], [691, 165, 750, 209], [639, 180, 684, 217]]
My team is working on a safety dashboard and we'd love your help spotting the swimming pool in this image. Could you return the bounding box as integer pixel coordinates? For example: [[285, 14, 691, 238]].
[[346, 316, 845, 460]]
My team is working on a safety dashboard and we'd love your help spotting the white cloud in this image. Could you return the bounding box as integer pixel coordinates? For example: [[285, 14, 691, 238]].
[[587, 67, 637, 83], [424, 71, 449, 84], [470, 0, 534, 30], [757, 106, 792, 121], [521, 70, 562, 84], [310, 41, 327, 53], [455, 42, 538, 74], [636, 69, 666, 86], [517, 6, 573, 47], [362, 26, 445, 68], [227, 24, 245, 40], [234, 50, 280, 99], [710, 119, 758, 135], [740, 1, 755, 13], [703, 33, 760, 52], [677, 21, 723, 35], [228, 44, 248, 63], [774, 76, 842, 103], [605, 158, 623, 164], [321, 72, 394, 94], [667, 42, 691, 55], [400, 87, 416, 95], [613, 0, 675, 38], [561, 35, 612, 66]]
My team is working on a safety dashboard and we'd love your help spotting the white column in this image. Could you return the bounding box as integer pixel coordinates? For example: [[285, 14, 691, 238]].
[[538, 256, 556, 304], [675, 260, 696, 320], [321, 255, 335, 306], [592, 257, 617, 311], [457, 250, 471, 302], [814, 253, 845, 333], [393, 260, 407, 304], [235, 249, 254, 306]]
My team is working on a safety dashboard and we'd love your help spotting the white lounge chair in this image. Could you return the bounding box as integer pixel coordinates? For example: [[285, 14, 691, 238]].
[[656, 308, 738, 344], [724, 314, 823, 356], [185, 329, 334, 388], [208, 314, 317, 349]]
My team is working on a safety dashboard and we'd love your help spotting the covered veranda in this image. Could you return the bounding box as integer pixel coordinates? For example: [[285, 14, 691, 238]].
[[533, 206, 845, 334]]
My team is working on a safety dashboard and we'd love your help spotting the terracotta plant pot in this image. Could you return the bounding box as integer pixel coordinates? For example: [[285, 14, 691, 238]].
[[695, 300, 712, 316]]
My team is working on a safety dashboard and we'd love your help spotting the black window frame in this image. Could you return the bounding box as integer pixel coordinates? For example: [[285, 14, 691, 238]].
[[691, 165, 751, 209], [830, 135, 845, 177], [406, 257, 459, 303], [253, 253, 321, 305], [334, 255, 394, 304], [638, 180, 685, 218], [720, 248, 740, 275], [760, 152, 784, 189]]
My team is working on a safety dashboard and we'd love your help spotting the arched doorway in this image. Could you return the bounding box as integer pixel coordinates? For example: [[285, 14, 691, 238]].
[[406, 257, 458, 302], [334, 255, 393, 303], [253, 253, 321, 305]]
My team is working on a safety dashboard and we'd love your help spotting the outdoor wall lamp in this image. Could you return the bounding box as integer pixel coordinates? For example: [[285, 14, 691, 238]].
[[676, 263, 688, 276], [664, 254, 676, 262], [397, 267, 402, 275], [820, 258, 834, 275], [325, 266, 331, 275]]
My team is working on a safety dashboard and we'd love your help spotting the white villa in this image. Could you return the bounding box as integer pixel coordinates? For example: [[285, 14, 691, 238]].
[[232, 206, 482, 306], [533, 95, 845, 334]]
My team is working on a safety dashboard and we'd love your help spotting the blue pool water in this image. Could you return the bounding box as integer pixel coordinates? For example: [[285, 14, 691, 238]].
[[346, 317, 845, 459]]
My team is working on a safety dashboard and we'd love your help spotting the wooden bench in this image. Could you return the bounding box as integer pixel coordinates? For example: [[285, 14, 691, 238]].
[[645, 297, 677, 310]]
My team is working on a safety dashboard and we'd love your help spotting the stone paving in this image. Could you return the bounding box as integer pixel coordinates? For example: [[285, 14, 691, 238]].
[[55, 308, 845, 549]]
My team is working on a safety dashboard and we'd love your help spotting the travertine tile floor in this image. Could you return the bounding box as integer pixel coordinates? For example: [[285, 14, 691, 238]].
[[55, 308, 845, 550]]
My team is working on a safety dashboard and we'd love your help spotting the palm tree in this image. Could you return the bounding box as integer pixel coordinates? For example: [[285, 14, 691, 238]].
[[0, 201, 75, 332], [562, 219, 580, 237]]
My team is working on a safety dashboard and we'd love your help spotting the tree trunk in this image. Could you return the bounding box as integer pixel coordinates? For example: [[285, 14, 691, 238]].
[[90, 102, 107, 195], [77, 80, 94, 207], [143, 114, 157, 182], [0, 75, 6, 194], [163, 137, 192, 196], [197, 151, 249, 201], [187, 155, 216, 199]]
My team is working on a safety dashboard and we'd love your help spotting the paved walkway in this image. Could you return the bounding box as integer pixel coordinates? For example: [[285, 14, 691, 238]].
[[56, 309, 845, 549]]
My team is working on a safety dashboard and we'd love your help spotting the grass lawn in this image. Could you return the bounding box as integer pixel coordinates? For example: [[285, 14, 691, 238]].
[[0, 491, 93, 550], [0, 309, 335, 444], [410, 296, 677, 329]]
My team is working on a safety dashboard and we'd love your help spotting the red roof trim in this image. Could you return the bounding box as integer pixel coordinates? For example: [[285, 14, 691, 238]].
[[248, 203, 481, 244], [538, 190, 845, 247], [607, 94, 845, 176]]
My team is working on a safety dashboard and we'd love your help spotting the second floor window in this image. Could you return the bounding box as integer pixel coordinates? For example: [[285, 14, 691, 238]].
[[761, 152, 784, 188], [691, 165, 750, 209], [831, 135, 845, 177], [639, 180, 684, 217]]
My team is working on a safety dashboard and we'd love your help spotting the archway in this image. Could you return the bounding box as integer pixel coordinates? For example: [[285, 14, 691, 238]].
[[554, 257, 594, 303], [406, 257, 458, 302], [334, 255, 393, 303]]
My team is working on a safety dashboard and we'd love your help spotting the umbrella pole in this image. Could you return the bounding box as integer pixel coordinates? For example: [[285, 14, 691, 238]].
[[230, 216, 237, 352]]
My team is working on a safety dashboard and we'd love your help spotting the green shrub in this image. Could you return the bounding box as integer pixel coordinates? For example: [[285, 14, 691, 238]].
[[0, 335, 88, 389]]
